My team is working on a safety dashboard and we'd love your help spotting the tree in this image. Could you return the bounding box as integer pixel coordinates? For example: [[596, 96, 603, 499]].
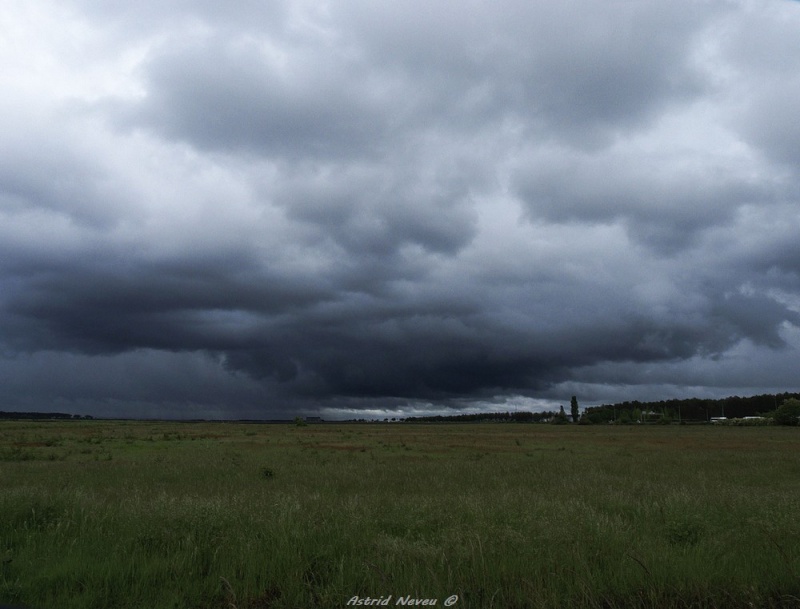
[[552, 405, 569, 424], [773, 398, 800, 426], [570, 396, 579, 423]]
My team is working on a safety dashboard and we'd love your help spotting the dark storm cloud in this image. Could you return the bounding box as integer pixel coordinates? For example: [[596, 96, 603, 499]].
[[127, 37, 388, 158], [6, 240, 797, 407], [2, 0, 800, 418], [720, 2, 800, 168], [335, 2, 712, 140], [122, 1, 715, 154], [511, 143, 773, 253], [277, 167, 480, 261]]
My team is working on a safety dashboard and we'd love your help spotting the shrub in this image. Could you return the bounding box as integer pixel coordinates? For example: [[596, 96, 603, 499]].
[[773, 399, 800, 426]]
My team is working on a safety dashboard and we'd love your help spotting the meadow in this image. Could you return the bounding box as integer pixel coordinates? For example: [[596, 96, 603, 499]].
[[1, 420, 799, 609]]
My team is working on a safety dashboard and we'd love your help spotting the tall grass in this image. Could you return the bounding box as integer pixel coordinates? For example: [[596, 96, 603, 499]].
[[1, 422, 799, 608]]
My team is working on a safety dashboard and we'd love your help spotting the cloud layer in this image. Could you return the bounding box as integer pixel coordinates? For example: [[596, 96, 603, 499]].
[[2, 1, 800, 418]]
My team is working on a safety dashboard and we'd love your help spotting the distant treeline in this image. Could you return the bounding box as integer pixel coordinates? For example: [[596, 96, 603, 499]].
[[402, 392, 800, 424], [581, 392, 800, 424], [0, 411, 93, 420], [404, 410, 558, 423]]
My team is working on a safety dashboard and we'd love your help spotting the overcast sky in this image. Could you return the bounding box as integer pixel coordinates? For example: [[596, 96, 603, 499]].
[[2, 1, 800, 419]]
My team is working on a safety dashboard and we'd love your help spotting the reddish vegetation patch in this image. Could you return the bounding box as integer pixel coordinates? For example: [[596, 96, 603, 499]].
[[314, 444, 368, 452]]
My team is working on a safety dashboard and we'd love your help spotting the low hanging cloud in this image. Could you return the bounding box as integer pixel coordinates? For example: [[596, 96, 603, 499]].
[[1, 0, 800, 418]]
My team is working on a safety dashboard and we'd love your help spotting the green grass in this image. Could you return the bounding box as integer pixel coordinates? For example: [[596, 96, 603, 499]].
[[1, 421, 799, 608]]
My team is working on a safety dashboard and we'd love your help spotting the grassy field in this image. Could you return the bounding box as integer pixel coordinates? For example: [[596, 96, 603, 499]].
[[1, 420, 799, 609]]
